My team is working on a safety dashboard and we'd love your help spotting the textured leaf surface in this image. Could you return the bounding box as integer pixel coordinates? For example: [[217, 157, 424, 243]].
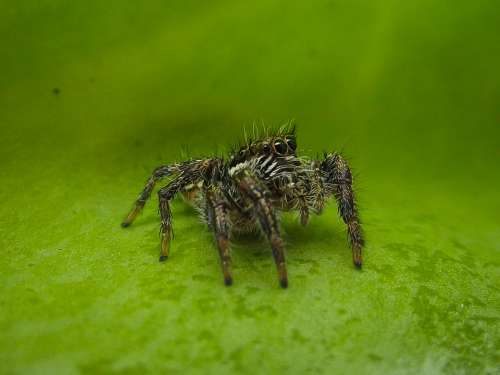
[[1, 1, 499, 374]]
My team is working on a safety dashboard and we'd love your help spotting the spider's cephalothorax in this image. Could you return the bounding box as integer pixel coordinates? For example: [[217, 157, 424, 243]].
[[122, 126, 364, 288]]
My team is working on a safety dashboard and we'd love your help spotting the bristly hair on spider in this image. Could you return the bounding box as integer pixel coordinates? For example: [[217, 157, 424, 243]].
[[121, 123, 364, 288]]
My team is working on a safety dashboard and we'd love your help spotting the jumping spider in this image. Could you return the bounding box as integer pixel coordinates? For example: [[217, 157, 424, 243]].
[[122, 126, 364, 288]]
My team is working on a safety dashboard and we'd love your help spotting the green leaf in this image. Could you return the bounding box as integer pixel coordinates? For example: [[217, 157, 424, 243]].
[[1, 1, 498, 374]]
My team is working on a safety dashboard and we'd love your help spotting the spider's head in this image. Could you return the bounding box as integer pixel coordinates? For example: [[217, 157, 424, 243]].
[[229, 127, 297, 167], [259, 132, 297, 157]]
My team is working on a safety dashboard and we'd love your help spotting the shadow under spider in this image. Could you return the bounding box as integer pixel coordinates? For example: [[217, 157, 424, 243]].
[[131, 201, 346, 263]]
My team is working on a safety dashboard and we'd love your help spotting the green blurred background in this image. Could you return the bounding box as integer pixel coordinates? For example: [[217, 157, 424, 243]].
[[1, 1, 499, 374]]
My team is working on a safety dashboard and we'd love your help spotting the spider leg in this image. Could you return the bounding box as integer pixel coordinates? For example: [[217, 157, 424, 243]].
[[156, 158, 219, 261], [122, 165, 176, 227], [298, 197, 309, 226], [157, 179, 191, 262], [181, 183, 201, 204], [321, 153, 364, 268], [205, 188, 233, 286], [157, 187, 174, 261], [233, 170, 288, 288]]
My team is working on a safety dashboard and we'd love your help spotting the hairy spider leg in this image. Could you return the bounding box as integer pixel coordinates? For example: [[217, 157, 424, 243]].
[[122, 165, 176, 227], [156, 159, 216, 261], [205, 188, 233, 286], [234, 169, 288, 288], [157, 180, 189, 261], [181, 184, 201, 203], [298, 196, 310, 227], [322, 153, 364, 268]]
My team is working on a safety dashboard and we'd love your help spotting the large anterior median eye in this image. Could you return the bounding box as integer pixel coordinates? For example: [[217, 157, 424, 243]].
[[273, 140, 287, 155], [286, 136, 297, 151]]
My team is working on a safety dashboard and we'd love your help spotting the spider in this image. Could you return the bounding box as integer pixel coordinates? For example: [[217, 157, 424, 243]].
[[121, 126, 364, 288]]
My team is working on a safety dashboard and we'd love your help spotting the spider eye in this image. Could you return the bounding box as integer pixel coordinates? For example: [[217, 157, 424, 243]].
[[286, 137, 297, 151], [262, 143, 271, 153], [274, 140, 287, 155]]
